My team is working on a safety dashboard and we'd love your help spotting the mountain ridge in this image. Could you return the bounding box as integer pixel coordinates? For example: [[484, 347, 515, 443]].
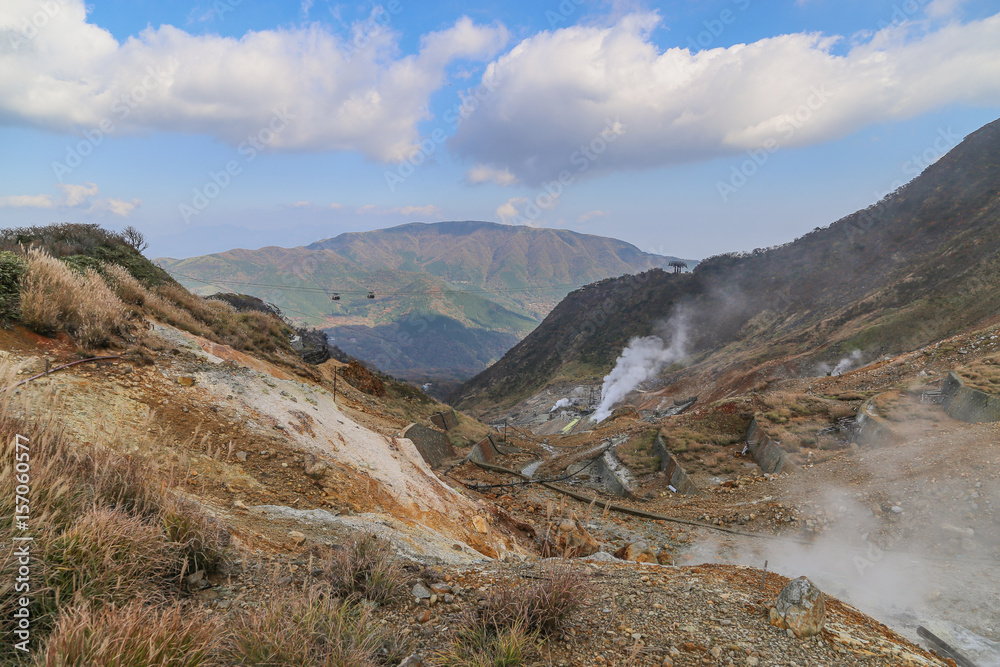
[[158, 221, 693, 387], [452, 117, 1000, 414]]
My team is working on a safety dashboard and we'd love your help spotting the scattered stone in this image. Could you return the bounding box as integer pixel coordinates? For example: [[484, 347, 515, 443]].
[[415, 609, 432, 624], [769, 576, 826, 638], [177, 376, 195, 387], [232, 499, 247, 509], [303, 453, 328, 479], [184, 570, 205, 586], [397, 656, 424, 667], [430, 582, 452, 594], [412, 582, 432, 600], [235, 451, 248, 462], [655, 549, 673, 565], [288, 530, 306, 546]]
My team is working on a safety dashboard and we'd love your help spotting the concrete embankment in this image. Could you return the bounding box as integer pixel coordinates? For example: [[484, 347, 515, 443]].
[[653, 433, 700, 495], [744, 417, 798, 474], [941, 371, 1000, 423], [854, 397, 902, 447], [402, 423, 456, 468]]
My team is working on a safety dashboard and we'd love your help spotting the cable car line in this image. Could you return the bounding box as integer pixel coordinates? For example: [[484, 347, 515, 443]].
[[165, 270, 586, 298]]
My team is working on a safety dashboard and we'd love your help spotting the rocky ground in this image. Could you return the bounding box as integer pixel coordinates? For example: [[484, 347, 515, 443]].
[[4, 318, 999, 666]]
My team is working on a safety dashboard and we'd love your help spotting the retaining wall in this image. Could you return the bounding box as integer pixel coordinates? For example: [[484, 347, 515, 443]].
[[745, 418, 798, 474], [854, 398, 901, 447], [465, 435, 520, 465], [430, 409, 459, 431], [941, 371, 1000, 423], [402, 423, 456, 468], [594, 449, 639, 498], [653, 433, 700, 495]]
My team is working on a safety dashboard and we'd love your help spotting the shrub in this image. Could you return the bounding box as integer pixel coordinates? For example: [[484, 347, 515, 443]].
[[0, 250, 24, 320], [39, 602, 218, 667], [324, 533, 403, 605], [223, 585, 384, 666]]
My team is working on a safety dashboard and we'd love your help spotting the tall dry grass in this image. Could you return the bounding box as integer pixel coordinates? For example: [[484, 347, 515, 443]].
[[38, 602, 219, 667], [0, 361, 229, 661], [223, 585, 385, 666], [435, 565, 586, 667], [19, 248, 129, 348]]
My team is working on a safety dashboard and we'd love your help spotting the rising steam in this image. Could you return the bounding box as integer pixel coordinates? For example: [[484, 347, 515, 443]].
[[591, 310, 689, 422], [819, 349, 863, 376]]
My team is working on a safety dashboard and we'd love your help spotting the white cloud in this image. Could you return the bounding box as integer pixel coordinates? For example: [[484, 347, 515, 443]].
[[391, 204, 441, 217], [291, 200, 312, 208], [496, 197, 526, 223], [301, 0, 315, 19], [578, 209, 608, 223], [0, 182, 139, 216], [96, 197, 141, 217], [0, 1, 508, 162], [57, 182, 99, 207], [451, 10, 1000, 184], [927, 0, 967, 19], [465, 164, 518, 186], [356, 204, 442, 218]]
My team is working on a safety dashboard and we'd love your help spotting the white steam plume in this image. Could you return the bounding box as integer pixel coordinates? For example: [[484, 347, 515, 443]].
[[550, 398, 572, 412], [818, 349, 863, 376], [590, 311, 689, 422]]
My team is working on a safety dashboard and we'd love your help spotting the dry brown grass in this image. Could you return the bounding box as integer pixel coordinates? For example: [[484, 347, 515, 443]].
[[959, 355, 1000, 394], [19, 249, 129, 348], [39, 601, 219, 667], [0, 362, 229, 660], [103, 262, 148, 306], [223, 584, 385, 666]]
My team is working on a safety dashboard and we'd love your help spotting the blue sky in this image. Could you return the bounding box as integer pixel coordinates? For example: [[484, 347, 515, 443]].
[[2, 0, 1000, 259]]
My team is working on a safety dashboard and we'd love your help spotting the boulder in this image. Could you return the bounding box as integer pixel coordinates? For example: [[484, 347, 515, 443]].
[[557, 516, 601, 557], [769, 576, 826, 638], [303, 453, 328, 479], [613, 541, 656, 563]]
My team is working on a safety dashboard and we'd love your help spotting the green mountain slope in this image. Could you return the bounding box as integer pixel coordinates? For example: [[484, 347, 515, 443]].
[[451, 117, 1000, 414], [157, 221, 689, 385]]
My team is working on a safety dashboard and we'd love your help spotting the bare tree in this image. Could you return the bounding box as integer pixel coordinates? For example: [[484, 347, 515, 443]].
[[121, 225, 148, 253]]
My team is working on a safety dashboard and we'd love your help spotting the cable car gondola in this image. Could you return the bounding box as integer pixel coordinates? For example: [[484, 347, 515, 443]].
[[331, 293, 341, 301], [366, 291, 376, 299]]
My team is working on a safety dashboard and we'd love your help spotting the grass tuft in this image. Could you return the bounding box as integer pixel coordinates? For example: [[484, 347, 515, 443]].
[[38, 602, 218, 667], [323, 533, 404, 605], [223, 585, 384, 666]]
